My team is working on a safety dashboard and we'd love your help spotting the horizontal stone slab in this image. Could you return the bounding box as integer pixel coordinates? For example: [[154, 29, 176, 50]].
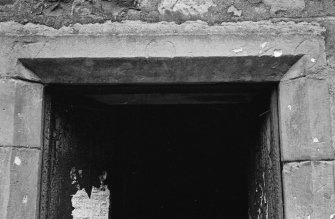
[[19, 56, 300, 84], [0, 21, 326, 37], [0, 21, 326, 80]]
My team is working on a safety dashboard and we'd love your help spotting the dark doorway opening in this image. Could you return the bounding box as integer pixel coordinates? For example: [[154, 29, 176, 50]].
[[40, 83, 282, 219], [112, 104, 250, 219]]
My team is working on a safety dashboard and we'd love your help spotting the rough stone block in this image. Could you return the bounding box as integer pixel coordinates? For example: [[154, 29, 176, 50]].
[[282, 161, 335, 219], [158, 0, 215, 16], [0, 147, 41, 219], [279, 77, 333, 161], [263, 0, 305, 14], [0, 79, 43, 148]]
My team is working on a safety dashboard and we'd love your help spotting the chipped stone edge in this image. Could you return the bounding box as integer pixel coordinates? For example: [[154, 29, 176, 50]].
[[0, 20, 326, 37], [283, 161, 310, 174], [283, 160, 334, 174]]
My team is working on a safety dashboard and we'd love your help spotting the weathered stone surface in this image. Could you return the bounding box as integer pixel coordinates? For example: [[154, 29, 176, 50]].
[[0, 79, 43, 148], [0, 37, 17, 77], [247, 0, 262, 4], [137, 0, 158, 11], [0, 20, 325, 37], [279, 77, 333, 161], [282, 161, 335, 219], [295, 39, 327, 73], [0, 81, 15, 146], [322, 20, 335, 68], [0, 21, 326, 81], [19, 56, 300, 84], [227, 5, 242, 17], [263, 0, 305, 14], [0, 147, 41, 219], [0, 0, 16, 6], [0, 147, 11, 219], [158, 0, 215, 16], [0, 0, 335, 26], [328, 74, 335, 159]]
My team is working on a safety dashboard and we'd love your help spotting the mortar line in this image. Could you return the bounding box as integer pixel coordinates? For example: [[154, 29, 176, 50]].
[[270, 16, 335, 22], [282, 159, 335, 164], [0, 145, 41, 150]]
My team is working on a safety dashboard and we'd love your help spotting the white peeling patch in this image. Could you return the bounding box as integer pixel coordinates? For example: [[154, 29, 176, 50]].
[[330, 213, 335, 219], [311, 58, 316, 62], [72, 170, 110, 218], [71, 187, 110, 218], [71, 189, 90, 218], [313, 137, 319, 143], [14, 156, 22, 166], [158, 0, 215, 16], [227, 5, 242, 17], [22, 195, 28, 204], [273, 49, 282, 57], [288, 105, 292, 110], [233, 48, 243, 53]]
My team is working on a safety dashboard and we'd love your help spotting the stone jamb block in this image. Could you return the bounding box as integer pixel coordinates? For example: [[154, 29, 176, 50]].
[[0, 147, 41, 219], [279, 77, 333, 161], [282, 161, 335, 219], [0, 79, 44, 148]]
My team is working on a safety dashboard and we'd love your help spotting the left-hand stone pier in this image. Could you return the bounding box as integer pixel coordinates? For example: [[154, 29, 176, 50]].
[[0, 79, 43, 218]]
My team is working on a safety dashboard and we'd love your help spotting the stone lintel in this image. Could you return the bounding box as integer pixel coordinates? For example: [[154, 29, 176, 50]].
[[0, 21, 326, 80]]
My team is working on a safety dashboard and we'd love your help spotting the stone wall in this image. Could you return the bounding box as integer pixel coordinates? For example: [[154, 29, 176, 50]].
[[1, 0, 335, 28], [1, 0, 335, 218], [0, 79, 43, 219]]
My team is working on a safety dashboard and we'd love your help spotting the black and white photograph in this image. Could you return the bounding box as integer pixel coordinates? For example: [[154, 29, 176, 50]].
[[0, 0, 334, 218]]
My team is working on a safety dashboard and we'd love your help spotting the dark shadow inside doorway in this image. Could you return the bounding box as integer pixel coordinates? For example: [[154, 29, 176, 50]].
[[41, 83, 281, 219]]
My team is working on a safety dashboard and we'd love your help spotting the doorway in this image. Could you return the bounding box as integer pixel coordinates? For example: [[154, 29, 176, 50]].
[[40, 83, 282, 219]]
